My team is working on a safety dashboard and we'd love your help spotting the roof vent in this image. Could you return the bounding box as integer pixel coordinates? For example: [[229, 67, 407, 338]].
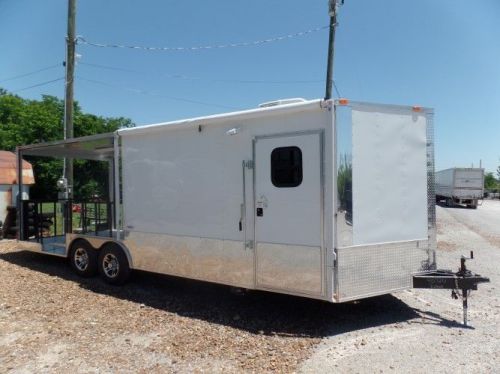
[[258, 98, 307, 108]]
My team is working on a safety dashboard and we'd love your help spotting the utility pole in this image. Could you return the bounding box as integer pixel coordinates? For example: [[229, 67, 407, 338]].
[[63, 0, 76, 198], [325, 0, 343, 100]]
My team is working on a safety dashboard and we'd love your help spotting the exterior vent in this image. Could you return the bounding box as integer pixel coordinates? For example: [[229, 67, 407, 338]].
[[258, 98, 307, 108]]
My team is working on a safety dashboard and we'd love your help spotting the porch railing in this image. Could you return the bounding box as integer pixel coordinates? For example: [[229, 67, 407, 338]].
[[20, 199, 113, 242]]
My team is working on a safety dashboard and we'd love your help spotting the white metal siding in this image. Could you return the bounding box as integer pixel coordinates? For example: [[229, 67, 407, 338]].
[[351, 107, 428, 245], [119, 103, 334, 296]]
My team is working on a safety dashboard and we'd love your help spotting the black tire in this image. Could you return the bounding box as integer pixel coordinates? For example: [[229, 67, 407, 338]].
[[98, 244, 130, 285], [69, 240, 98, 277]]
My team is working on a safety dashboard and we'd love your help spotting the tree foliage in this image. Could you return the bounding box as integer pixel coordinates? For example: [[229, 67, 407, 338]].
[[0, 89, 134, 199], [337, 154, 352, 208], [484, 172, 498, 190]]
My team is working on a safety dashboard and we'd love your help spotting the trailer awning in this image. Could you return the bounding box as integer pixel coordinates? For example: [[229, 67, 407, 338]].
[[18, 133, 115, 161]]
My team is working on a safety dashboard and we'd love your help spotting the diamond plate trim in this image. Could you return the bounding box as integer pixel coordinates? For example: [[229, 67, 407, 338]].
[[426, 111, 437, 269], [337, 240, 429, 302]]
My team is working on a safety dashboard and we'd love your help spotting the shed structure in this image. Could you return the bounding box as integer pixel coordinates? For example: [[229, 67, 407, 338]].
[[0, 151, 34, 225]]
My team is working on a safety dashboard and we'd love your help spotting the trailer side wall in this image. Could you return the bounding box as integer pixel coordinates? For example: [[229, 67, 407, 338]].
[[119, 102, 334, 299]]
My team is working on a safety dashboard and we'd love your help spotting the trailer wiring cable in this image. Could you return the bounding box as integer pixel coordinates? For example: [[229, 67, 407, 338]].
[[79, 62, 325, 85], [76, 76, 244, 110], [76, 25, 329, 52]]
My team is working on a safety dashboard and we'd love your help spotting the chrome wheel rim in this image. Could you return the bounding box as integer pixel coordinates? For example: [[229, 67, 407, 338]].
[[74, 248, 89, 271], [103, 253, 119, 278]]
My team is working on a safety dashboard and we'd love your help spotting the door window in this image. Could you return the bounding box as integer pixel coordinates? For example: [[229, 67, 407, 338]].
[[271, 146, 303, 188]]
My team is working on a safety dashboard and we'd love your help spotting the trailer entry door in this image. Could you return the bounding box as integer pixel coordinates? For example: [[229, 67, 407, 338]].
[[254, 132, 323, 297]]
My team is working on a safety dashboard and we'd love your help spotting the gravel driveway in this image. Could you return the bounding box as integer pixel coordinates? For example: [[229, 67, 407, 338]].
[[1, 202, 498, 373], [301, 200, 500, 373]]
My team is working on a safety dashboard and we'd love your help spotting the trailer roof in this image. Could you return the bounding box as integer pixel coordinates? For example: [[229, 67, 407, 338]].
[[17, 133, 115, 161], [116, 98, 433, 137], [118, 99, 325, 136], [13, 99, 324, 160]]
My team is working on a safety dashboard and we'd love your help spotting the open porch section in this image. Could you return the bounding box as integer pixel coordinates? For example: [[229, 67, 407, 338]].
[[16, 133, 121, 255]]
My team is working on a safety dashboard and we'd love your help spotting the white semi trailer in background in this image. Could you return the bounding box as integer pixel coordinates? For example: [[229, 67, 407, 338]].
[[435, 168, 484, 209]]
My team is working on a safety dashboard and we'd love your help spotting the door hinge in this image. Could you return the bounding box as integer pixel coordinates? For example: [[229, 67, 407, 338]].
[[244, 160, 254, 169], [245, 240, 254, 249]]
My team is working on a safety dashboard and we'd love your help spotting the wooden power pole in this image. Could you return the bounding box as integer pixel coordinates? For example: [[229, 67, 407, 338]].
[[63, 0, 76, 197], [325, 0, 342, 100]]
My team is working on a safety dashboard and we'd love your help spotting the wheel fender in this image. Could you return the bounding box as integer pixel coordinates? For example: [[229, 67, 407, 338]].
[[67, 238, 92, 258], [99, 241, 134, 269]]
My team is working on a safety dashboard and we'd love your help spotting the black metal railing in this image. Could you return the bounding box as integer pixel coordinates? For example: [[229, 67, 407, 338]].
[[21, 199, 113, 242]]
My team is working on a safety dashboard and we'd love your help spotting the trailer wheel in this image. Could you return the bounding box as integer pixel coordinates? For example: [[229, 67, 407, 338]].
[[98, 244, 130, 285], [69, 240, 98, 277]]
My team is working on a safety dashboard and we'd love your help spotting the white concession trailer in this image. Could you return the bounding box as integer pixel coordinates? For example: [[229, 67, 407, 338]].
[[435, 168, 484, 209], [16, 99, 438, 302]]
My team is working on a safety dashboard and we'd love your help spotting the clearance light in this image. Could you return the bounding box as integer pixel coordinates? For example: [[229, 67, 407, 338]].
[[412, 106, 423, 112], [338, 98, 349, 105]]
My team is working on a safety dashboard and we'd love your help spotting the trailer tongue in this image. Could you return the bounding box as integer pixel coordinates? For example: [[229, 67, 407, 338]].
[[413, 252, 489, 326]]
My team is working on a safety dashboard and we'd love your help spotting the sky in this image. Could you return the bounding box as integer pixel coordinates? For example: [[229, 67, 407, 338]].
[[0, 0, 499, 172]]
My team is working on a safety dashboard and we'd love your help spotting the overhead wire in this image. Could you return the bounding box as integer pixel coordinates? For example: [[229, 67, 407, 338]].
[[75, 24, 338, 105], [77, 25, 329, 52], [11, 77, 65, 93], [333, 80, 342, 98], [78, 61, 342, 98], [0, 64, 61, 83], [76, 76, 243, 110], [1, 24, 340, 100], [79, 62, 324, 85]]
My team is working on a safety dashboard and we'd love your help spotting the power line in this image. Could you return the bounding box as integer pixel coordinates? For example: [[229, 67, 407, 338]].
[[333, 80, 342, 98], [0, 64, 61, 83], [79, 61, 324, 85], [11, 77, 65, 93], [79, 62, 139, 74], [77, 25, 329, 52], [76, 76, 243, 110]]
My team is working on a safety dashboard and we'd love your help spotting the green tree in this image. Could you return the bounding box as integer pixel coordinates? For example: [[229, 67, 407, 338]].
[[484, 172, 498, 190], [0, 89, 134, 199]]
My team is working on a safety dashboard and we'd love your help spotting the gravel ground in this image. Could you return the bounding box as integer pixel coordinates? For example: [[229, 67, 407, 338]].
[[301, 200, 500, 373], [1, 201, 499, 373]]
